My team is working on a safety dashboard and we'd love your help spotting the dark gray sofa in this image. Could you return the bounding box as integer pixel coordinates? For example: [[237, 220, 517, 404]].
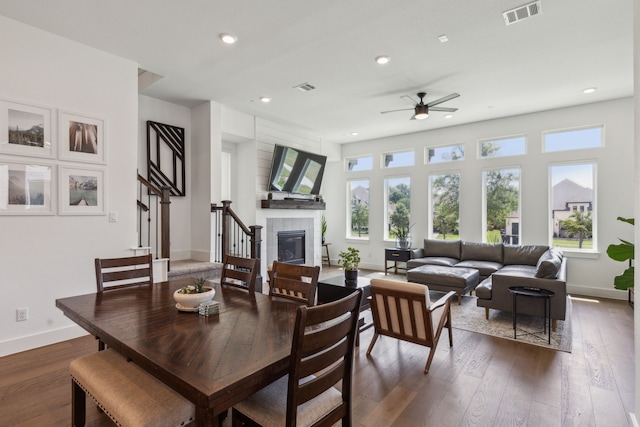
[[408, 239, 567, 326]]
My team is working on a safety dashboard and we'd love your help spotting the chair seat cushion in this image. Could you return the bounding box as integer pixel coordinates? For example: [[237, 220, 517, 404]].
[[454, 260, 503, 278], [233, 375, 342, 427], [70, 349, 194, 427]]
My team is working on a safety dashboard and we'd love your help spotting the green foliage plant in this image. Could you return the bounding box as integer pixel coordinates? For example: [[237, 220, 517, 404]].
[[390, 204, 413, 239], [606, 217, 634, 290], [178, 277, 208, 294], [338, 247, 361, 271], [560, 211, 593, 249], [321, 216, 327, 240]]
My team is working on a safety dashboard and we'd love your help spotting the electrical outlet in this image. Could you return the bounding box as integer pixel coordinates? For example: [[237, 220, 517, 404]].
[[16, 308, 28, 322]]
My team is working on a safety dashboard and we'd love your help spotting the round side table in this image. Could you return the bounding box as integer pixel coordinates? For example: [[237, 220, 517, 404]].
[[508, 286, 555, 344]]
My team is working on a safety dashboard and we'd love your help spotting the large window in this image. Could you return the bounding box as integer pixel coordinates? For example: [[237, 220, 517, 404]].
[[385, 176, 411, 240], [426, 144, 464, 164], [482, 168, 521, 243], [382, 150, 414, 168], [348, 179, 369, 239], [429, 173, 460, 239], [543, 125, 603, 152], [479, 135, 526, 158], [550, 162, 595, 250]]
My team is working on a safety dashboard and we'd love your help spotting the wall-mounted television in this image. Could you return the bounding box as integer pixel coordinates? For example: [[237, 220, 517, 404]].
[[267, 144, 327, 195]]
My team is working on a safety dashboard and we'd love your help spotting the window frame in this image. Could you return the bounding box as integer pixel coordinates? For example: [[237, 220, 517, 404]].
[[542, 124, 604, 153], [383, 174, 411, 241], [346, 178, 370, 240], [428, 170, 461, 240], [425, 143, 465, 164], [481, 166, 522, 244], [478, 134, 527, 159], [381, 149, 415, 169], [345, 155, 373, 172]]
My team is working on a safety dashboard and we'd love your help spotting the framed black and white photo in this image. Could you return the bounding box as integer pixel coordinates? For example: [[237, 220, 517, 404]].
[[0, 159, 55, 215], [59, 111, 105, 164], [0, 100, 55, 159], [59, 165, 105, 215]]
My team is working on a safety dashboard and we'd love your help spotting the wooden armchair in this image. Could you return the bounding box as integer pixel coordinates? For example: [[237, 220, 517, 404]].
[[367, 278, 456, 374], [220, 255, 259, 296], [232, 290, 363, 426], [268, 261, 320, 306]]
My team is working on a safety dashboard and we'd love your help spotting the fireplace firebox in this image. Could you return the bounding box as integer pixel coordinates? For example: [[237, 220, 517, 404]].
[[277, 230, 306, 264]]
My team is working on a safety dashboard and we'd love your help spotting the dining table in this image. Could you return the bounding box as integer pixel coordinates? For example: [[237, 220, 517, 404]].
[[56, 277, 300, 427]]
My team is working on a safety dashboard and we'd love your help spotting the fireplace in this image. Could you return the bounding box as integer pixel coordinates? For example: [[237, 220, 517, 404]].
[[277, 230, 306, 264]]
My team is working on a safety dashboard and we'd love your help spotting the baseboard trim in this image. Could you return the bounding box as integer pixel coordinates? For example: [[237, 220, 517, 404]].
[[567, 284, 627, 300], [0, 324, 88, 357]]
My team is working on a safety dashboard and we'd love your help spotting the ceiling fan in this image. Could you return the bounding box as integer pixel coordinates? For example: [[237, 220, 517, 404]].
[[381, 92, 460, 120]]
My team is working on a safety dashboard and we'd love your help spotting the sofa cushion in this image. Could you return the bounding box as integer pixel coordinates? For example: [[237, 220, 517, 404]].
[[503, 245, 549, 266], [407, 257, 458, 269], [460, 241, 503, 263], [424, 239, 461, 260], [454, 260, 502, 278], [475, 277, 492, 299], [535, 248, 563, 279], [497, 265, 537, 277]]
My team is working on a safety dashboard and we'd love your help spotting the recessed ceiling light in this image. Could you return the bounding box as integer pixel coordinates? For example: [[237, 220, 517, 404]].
[[375, 55, 390, 65], [351, 132, 359, 136], [438, 35, 449, 43], [259, 96, 271, 103], [444, 114, 453, 119], [583, 87, 597, 94], [219, 33, 237, 44]]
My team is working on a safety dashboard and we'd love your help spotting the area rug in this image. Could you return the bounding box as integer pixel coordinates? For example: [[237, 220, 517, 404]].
[[450, 295, 572, 353], [364, 271, 572, 352]]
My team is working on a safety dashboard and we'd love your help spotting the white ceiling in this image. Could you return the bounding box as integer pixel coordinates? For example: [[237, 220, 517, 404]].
[[0, 0, 633, 144]]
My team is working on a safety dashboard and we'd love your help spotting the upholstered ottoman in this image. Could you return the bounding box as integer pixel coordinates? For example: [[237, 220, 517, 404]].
[[407, 265, 479, 304]]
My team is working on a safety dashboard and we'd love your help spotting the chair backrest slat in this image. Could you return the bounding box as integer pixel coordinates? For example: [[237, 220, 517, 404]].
[[220, 255, 259, 296], [269, 261, 319, 306], [95, 254, 154, 292]]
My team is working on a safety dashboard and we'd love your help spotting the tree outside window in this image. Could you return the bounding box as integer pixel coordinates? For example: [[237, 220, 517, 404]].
[[483, 168, 520, 243], [429, 173, 459, 239], [348, 179, 369, 238], [385, 177, 410, 239]]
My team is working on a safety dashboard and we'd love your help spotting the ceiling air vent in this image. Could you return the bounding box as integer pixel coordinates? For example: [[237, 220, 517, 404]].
[[294, 82, 316, 92], [503, 1, 542, 26]]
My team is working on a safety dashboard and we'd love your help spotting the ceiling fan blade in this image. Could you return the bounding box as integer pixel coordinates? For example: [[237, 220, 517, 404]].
[[429, 106, 458, 112], [401, 95, 418, 106], [409, 114, 416, 120], [380, 107, 413, 114], [427, 93, 460, 107]]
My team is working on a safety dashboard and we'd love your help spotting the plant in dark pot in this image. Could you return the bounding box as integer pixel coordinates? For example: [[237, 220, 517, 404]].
[[321, 215, 327, 244], [338, 247, 361, 287], [390, 204, 414, 250]]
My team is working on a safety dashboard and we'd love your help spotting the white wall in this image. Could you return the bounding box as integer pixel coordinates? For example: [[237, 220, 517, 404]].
[[138, 95, 192, 260], [324, 97, 634, 300], [0, 16, 138, 356]]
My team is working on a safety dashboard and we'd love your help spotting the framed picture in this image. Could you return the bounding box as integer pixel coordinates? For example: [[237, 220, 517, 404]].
[[0, 159, 55, 215], [59, 165, 105, 215], [0, 100, 55, 159], [59, 111, 105, 164]]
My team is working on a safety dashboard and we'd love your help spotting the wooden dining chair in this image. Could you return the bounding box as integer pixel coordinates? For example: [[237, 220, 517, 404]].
[[232, 289, 363, 427], [220, 255, 259, 296], [268, 260, 320, 306], [94, 254, 153, 350], [95, 254, 154, 292], [367, 278, 456, 374]]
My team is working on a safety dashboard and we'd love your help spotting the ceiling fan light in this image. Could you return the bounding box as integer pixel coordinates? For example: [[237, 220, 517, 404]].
[[414, 105, 429, 119]]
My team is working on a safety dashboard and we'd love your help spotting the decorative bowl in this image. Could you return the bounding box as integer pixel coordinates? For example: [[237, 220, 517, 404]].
[[173, 286, 216, 309]]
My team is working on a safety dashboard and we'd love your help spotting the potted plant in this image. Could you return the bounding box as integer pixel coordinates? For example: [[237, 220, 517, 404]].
[[606, 217, 634, 304], [338, 247, 361, 286], [321, 216, 327, 244], [390, 204, 414, 249], [173, 277, 215, 310]]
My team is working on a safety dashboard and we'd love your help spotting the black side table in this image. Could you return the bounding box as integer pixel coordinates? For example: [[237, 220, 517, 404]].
[[385, 247, 412, 275], [508, 286, 555, 344]]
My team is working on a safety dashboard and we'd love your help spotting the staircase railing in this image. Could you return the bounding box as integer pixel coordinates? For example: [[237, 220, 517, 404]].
[[211, 201, 263, 282], [137, 173, 171, 267]]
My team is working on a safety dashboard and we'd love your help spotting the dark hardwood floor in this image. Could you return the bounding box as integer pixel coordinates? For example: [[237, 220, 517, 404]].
[[0, 267, 634, 426]]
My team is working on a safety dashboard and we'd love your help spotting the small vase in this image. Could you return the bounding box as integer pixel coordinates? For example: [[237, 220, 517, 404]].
[[397, 236, 412, 250], [344, 269, 358, 287], [173, 287, 215, 309]]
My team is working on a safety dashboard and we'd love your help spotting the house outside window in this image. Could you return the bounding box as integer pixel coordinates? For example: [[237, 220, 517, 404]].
[[429, 172, 460, 239], [482, 167, 521, 244], [550, 162, 595, 250], [346, 155, 373, 171], [348, 179, 369, 239], [382, 150, 414, 168]]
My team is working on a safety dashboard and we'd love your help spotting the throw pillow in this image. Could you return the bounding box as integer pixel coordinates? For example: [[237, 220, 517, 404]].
[[535, 249, 562, 279]]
